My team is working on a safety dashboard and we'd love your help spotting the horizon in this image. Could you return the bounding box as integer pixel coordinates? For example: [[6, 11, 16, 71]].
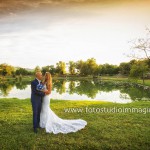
[[0, 0, 150, 68]]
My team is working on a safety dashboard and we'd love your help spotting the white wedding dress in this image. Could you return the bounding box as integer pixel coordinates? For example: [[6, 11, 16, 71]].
[[39, 85, 87, 134]]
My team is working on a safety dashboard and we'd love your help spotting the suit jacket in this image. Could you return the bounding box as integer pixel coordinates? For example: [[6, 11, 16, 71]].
[[31, 78, 45, 101]]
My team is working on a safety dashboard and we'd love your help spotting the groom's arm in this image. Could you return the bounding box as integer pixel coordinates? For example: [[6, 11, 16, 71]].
[[31, 81, 45, 97]]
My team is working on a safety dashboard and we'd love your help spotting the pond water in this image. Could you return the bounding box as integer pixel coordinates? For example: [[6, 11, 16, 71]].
[[0, 79, 150, 103]]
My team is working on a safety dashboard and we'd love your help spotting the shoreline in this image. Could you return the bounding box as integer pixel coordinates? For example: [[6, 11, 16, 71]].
[[0, 75, 150, 86]]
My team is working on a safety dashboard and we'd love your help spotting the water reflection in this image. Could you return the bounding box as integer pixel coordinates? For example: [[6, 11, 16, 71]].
[[0, 79, 150, 103]]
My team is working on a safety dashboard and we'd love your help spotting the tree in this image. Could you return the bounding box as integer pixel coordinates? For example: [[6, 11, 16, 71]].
[[0, 63, 14, 77], [76, 60, 85, 75], [130, 28, 150, 65], [119, 62, 131, 75], [69, 61, 76, 75], [101, 63, 119, 75], [119, 60, 137, 75], [41, 66, 50, 74], [56, 61, 66, 75], [76, 58, 98, 76], [129, 61, 149, 84], [34, 66, 41, 73], [15, 68, 32, 75], [95, 64, 103, 76], [49, 65, 57, 75], [86, 58, 98, 76]]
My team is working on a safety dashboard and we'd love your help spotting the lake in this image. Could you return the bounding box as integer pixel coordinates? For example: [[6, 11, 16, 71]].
[[0, 78, 150, 103]]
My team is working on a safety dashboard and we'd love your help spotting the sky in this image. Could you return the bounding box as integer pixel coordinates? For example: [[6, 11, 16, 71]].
[[0, 0, 150, 68]]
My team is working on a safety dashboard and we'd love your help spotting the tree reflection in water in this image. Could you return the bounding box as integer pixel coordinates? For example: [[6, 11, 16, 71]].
[[0, 79, 150, 101]]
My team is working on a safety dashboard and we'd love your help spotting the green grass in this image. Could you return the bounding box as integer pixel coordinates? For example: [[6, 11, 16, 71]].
[[100, 76, 150, 86], [0, 98, 150, 150], [0, 76, 34, 82], [136, 80, 150, 86]]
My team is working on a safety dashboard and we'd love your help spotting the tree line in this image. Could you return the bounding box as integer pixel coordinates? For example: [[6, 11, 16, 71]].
[[0, 58, 149, 80]]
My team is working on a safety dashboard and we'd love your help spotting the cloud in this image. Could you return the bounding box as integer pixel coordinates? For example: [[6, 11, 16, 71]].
[[1, 0, 148, 16], [0, 0, 149, 68]]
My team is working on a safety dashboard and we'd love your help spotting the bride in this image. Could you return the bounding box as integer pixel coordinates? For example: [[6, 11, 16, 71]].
[[40, 72, 87, 134]]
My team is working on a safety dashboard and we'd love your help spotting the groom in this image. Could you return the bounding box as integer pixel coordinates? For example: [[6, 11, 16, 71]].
[[31, 71, 48, 133]]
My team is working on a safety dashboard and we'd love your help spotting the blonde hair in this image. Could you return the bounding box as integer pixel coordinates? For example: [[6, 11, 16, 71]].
[[44, 72, 52, 90]]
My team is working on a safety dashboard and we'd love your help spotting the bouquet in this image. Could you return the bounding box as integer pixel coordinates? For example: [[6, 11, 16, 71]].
[[36, 83, 44, 91]]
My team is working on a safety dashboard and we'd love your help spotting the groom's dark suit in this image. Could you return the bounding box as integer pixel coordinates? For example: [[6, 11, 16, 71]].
[[31, 78, 45, 130]]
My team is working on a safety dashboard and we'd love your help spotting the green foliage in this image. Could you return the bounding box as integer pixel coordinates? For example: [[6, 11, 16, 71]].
[[41, 65, 50, 74], [56, 61, 66, 75], [76, 58, 98, 76], [0, 63, 15, 76], [69, 61, 76, 75], [41, 65, 57, 75], [129, 61, 149, 85], [76, 58, 119, 76], [101, 63, 119, 75], [85, 58, 98, 75], [16, 68, 33, 75], [119, 60, 136, 75], [34, 66, 41, 73], [76, 60, 85, 75]]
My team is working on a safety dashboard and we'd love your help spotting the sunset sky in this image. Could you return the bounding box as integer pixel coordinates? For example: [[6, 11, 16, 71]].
[[0, 0, 150, 68]]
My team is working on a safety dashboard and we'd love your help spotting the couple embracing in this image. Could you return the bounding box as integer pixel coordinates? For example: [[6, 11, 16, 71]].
[[31, 71, 87, 134]]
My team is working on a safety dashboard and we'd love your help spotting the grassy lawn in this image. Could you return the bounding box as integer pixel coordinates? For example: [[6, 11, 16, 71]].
[[100, 76, 150, 86], [0, 98, 150, 150], [137, 80, 150, 86]]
